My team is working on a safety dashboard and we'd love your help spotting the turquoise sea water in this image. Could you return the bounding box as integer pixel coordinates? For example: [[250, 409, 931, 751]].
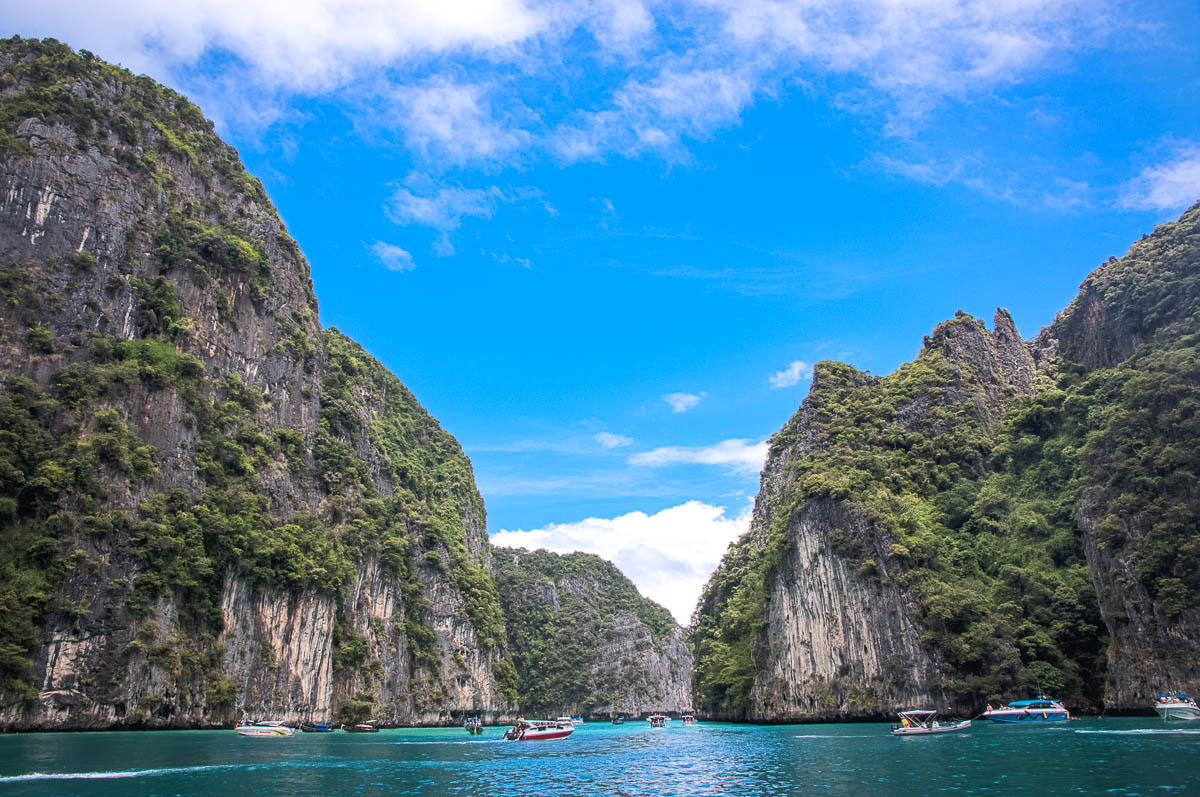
[[0, 718, 1196, 795]]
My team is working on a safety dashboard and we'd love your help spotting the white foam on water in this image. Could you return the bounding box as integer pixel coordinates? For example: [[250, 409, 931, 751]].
[[793, 735, 876, 739], [0, 763, 244, 782], [1074, 728, 1200, 735]]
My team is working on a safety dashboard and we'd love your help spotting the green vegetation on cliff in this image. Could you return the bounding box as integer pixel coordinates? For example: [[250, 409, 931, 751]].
[[493, 547, 676, 716]]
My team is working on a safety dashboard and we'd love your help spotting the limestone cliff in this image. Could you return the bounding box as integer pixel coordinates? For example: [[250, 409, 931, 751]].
[[694, 202, 1200, 719], [0, 37, 511, 729], [493, 548, 693, 718]]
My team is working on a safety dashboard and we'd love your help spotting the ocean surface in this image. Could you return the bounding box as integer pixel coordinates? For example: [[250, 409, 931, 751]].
[[0, 717, 1196, 795]]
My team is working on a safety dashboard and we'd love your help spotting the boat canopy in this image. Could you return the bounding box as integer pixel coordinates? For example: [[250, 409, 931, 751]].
[[898, 710, 937, 719], [1156, 694, 1191, 700], [1007, 698, 1059, 707]]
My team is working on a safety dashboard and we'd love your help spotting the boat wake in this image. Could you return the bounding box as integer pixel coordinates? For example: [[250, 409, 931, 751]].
[[793, 735, 876, 739], [0, 763, 246, 782], [1074, 728, 1200, 735]]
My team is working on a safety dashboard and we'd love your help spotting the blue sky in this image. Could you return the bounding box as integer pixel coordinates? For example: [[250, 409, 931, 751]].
[[11, 0, 1200, 621]]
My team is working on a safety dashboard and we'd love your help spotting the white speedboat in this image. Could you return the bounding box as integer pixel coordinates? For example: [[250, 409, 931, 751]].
[[890, 710, 971, 736], [647, 715, 669, 728], [236, 720, 295, 737], [1155, 694, 1200, 721]]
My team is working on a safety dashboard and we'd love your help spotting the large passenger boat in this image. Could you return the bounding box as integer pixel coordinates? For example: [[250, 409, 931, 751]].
[[982, 697, 1069, 723]]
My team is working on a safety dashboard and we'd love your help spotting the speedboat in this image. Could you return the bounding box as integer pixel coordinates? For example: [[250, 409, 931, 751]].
[[503, 719, 575, 741], [236, 720, 295, 737], [343, 720, 380, 733], [464, 717, 484, 735], [1155, 694, 1200, 720], [611, 716, 625, 725], [681, 714, 695, 726], [890, 710, 971, 736], [647, 715, 668, 728], [571, 716, 583, 723], [555, 716, 575, 725], [300, 721, 335, 733], [982, 697, 1069, 723]]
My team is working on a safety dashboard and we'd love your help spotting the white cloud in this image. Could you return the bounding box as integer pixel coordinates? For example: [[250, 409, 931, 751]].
[[768, 360, 811, 389], [9, 0, 545, 93], [490, 500, 753, 624], [383, 173, 546, 251], [595, 432, 634, 449], [388, 79, 529, 166], [629, 438, 767, 474], [662, 391, 706, 413], [1120, 143, 1200, 212], [370, 241, 417, 271]]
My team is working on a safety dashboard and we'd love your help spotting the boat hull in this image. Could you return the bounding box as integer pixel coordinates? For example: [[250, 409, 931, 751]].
[[1156, 705, 1200, 721], [891, 720, 971, 736]]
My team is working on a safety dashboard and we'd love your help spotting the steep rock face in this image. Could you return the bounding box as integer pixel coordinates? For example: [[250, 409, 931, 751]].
[[750, 498, 950, 721], [0, 38, 511, 729], [493, 548, 693, 718]]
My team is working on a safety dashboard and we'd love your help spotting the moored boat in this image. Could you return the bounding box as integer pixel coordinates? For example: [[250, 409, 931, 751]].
[[1155, 694, 1200, 721], [982, 697, 1069, 723], [890, 710, 970, 736], [647, 714, 668, 728], [503, 719, 575, 741], [344, 720, 380, 733], [681, 714, 695, 726], [555, 716, 575, 725], [300, 721, 335, 733], [611, 716, 625, 725], [236, 720, 295, 737], [464, 717, 484, 735]]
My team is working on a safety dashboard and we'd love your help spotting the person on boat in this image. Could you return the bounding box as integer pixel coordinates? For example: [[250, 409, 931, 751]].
[[901, 717, 911, 728]]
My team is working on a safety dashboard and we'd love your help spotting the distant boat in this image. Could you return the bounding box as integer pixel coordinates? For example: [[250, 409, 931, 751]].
[[464, 717, 484, 735], [343, 720, 380, 733], [647, 715, 668, 728], [503, 719, 575, 741], [982, 697, 1069, 723], [890, 710, 970, 736], [1155, 694, 1200, 721], [300, 721, 335, 733], [612, 716, 625, 725], [681, 714, 695, 726], [236, 720, 295, 737], [555, 716, 576, 725], [572, 716, 583, 723]]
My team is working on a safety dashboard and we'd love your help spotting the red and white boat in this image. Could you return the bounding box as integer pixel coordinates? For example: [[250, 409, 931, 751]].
[[503, 719, 575, 741]]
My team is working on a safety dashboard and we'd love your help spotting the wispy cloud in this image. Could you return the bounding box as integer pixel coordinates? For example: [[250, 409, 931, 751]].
[[384, 173, 546, 254], [20, 0, 1114, 169], [768, 360, 811, 389], [370, 240, 416, 271], [490, 499, 753, 624], [629, 438, 767, 474], [386, 79, 529, 167], [595, 432, 634, 449], [662, 391, 706, 413], [1120, 142, 1200, 212]]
